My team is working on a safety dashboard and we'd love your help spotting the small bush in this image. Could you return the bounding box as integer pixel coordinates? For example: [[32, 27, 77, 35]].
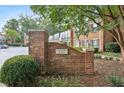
[[0, 55, 40, 87], [75, 47, 83, 52], [7, 43, 21, 46], [7, 43, 28, 47], [103, 52, 120, 58], [94, 54, 101, 59], [21, 44, 28, 47], [108, 76, 124, 87], [105, 42, 121, 53], [94, 48, 99, 53]]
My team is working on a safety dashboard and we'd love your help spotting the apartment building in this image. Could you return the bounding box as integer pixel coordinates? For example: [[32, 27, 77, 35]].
[[79, 30, 115, 52], [49, 29, 115, 52]]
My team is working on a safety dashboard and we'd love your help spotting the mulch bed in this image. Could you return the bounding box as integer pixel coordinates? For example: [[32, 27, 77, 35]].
[[80, 59, 124, 87]]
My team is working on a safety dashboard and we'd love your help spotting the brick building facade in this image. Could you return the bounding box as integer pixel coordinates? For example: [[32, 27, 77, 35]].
[[79, 29, 114, 52], [49, 29, 115, 52]]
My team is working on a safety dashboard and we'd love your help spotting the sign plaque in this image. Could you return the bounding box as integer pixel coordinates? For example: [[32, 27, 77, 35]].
[[56, 49, 68, 54]]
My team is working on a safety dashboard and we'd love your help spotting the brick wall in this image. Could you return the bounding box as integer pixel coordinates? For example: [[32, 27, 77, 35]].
[[79, 31, 99, 40], [29, 30, 94, 75], [47, 42, 85, 74]]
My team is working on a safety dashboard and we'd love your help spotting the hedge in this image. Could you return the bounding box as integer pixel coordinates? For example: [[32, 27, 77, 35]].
[[0, 55, 40, 87], [105, 42, 121, 53]]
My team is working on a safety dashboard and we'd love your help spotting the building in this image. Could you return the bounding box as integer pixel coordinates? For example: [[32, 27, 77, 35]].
[[49, 29, 115, 52], [79, 29, 115, 52], [0, 33, 6, 44]]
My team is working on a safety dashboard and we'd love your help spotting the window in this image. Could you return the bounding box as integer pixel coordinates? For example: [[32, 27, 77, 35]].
[[83, 39, 88, 47], [75, 40, 79, 47], [92, 39, 99, 48]]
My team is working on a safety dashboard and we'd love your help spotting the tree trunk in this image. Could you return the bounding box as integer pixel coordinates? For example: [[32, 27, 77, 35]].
[[53, 34, 55, 40], [58, 32, 61, 39], [121, 47, 124, 63], [70, 29, 74, 47]]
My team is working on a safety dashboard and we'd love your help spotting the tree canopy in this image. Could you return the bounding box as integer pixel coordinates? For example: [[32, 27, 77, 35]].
[[31, 6, 102, 37], [5, 29, 20, 44], [31, 5, 124, 62], [31, 5, 124, 45], [2, 19, 19, 32]]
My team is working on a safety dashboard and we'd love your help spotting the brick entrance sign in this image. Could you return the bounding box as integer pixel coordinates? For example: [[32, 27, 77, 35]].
[[28, 30, 94, 74]]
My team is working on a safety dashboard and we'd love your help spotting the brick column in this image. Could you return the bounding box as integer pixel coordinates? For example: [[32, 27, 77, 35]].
[[28, 30, 48, 74], [85, 50, 94, 74]]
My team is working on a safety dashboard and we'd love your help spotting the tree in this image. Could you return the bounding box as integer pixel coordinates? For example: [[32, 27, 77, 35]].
[[81, 5, 124, 62], [31, 6, 68, 37], [2, 19, 21, 44], [31, 6, 97, 37], [18, 15, 41, 34], [31, 5, 124, 62], [2, 19, 19, 32], [5, 29, 19, 44], [39, 18, 66, 38]]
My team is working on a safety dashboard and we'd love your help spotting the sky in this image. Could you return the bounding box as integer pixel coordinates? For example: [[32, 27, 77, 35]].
[[0, 5, 35, 32]]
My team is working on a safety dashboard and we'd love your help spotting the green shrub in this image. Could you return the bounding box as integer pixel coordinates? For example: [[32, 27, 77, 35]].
[[94, 54, 101, 59], [0, 55, 40, 87], [108, 76, 124, 87], [94, 48, 99, 53], [103, 52, 120, 58], [105, 42, 121, 53], [7, 43, 21, 46], [21, 44, 28, 47], [74, 47, 83, 52], [7, 43, 28, 47]]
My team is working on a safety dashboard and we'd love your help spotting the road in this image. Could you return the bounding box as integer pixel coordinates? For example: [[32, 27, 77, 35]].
[[0, 47, 28, 67]]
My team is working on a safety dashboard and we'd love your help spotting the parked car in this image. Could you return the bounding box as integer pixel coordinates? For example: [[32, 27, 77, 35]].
[[0, 44, 8, 49]]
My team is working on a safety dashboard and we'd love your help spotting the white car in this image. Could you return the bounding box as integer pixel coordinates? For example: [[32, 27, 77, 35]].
[[0, 44, 8, 49]]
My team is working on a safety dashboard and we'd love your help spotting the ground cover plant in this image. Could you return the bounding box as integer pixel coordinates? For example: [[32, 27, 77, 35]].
[[95, 52, 121, 61], [36, 75, 82, 87], [107, 76, 124, 87]]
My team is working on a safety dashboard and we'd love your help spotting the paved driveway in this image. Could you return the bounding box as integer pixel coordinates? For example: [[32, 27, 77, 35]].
[[0, 47, 28, 67]]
